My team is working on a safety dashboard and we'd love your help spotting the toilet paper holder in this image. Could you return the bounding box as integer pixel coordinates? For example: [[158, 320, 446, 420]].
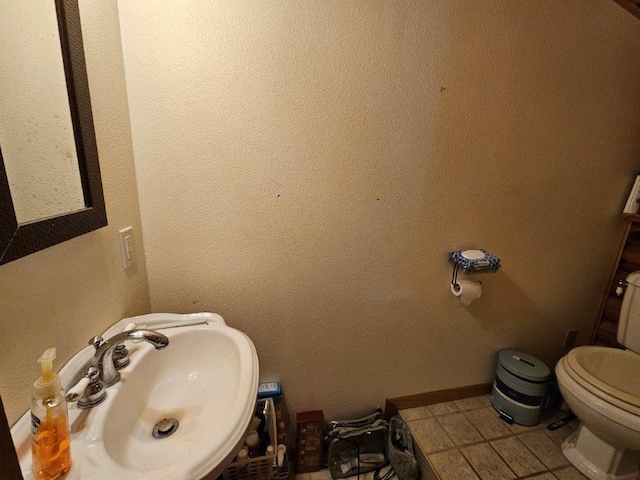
[[449, 249, 501, 292]]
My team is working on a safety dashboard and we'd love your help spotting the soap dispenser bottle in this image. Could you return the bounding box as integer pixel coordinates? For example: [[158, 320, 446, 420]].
[[31, 347, 71, 480]]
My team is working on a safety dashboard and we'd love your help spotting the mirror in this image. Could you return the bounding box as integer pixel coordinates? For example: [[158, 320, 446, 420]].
[[0, 0, 107, 265], [1, 0, 85, 224]]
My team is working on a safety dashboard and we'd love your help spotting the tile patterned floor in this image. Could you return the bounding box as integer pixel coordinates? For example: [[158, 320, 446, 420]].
[[401, 394, 586, 480], [295, 394, 586, 480]]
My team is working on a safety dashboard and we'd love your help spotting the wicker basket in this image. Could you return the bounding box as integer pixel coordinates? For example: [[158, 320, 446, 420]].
[[224, 398, 277, 480]]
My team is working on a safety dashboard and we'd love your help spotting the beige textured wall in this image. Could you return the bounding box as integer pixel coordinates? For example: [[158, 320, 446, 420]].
[[119, 0, 640, 420], [0, 0, 150, 425]]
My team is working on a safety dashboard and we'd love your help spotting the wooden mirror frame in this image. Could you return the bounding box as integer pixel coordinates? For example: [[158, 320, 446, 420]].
[[0, 0, 107, 266]]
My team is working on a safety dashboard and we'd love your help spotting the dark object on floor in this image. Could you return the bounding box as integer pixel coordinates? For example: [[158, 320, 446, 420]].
[[326, 410, 388, 479], [387, 416, 419, 480], [296, 410, 325, 473], [547, 413, 577, 431]]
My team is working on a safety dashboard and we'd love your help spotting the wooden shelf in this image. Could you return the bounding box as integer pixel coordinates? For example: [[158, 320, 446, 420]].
[[613, 0, 640, 20], [590, 217, 640, 346]]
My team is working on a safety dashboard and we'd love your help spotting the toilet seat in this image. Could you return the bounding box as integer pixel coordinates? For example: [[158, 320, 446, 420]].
[[564, 346, 640, 416]]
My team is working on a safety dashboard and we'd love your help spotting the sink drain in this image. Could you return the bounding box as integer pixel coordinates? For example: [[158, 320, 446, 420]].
[[152, 418, 179, 439]]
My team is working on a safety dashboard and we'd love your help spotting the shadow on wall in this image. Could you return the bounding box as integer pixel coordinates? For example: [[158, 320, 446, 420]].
[[466, 271, 560, 369]]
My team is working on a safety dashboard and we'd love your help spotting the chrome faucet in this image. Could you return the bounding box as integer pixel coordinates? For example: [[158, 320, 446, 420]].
[[67, 329, 169, 408], [92, 329, 169, 387]]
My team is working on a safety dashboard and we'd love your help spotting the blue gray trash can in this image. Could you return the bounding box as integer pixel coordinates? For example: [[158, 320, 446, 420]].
[[491, 349, 550, 426]]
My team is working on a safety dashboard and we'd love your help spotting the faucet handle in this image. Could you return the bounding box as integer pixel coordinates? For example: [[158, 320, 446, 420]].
[[66, 376, 90, 402], [66, 366, 106, 408], [77, 366, 106, 408], [86, 365, 100, 381], [89, 336, 104, 350], [113, 343, 130, 370]]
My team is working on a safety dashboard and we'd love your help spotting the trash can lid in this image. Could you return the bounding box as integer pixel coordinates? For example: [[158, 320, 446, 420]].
[[498, 349, 550, 382]]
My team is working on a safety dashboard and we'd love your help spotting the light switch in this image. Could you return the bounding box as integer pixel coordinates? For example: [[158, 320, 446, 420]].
[[118, 226, 135, 268]]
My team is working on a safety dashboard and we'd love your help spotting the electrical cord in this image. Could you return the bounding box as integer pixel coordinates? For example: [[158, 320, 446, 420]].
[[373, 465, 396, 480]]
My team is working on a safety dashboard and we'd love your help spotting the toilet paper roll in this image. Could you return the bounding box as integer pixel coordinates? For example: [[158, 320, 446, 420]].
[[451, 280, 482, 306]]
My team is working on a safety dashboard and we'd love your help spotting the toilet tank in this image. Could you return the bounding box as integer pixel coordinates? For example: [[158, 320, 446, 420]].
[[618, 271, 640, 353]]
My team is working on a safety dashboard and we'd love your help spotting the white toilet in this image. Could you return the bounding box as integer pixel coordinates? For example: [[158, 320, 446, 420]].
[[556, 271, 640, 480]]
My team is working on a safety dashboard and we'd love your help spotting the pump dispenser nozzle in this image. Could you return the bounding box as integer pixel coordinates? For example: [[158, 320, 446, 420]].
[[34, 347, 61, 399], [38, 347, 56, 382]]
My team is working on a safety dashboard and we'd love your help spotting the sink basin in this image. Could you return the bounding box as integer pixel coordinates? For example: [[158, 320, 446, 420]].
[[11, 313, 259, 479], [102, 324, 252, 475]]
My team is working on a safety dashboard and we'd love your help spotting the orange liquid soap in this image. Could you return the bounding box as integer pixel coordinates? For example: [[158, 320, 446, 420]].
[[31, 414, 72, 480], [31, 348, 72, 480]]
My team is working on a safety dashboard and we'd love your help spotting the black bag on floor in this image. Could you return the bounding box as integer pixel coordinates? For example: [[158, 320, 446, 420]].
[[326, 409, 388, 479]]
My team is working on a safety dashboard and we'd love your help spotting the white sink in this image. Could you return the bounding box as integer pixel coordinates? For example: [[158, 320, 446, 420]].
[[11, 313, 259, 480]]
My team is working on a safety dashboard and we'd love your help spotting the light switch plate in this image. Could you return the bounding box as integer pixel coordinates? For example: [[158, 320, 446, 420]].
[[118, 226, 134, 268]]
